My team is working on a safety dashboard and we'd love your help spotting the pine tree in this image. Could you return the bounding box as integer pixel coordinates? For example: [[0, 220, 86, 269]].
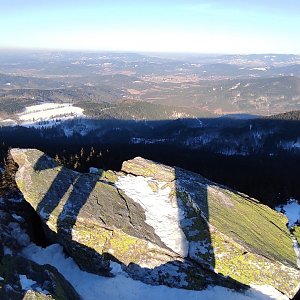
[[80, 147, 84, 158], [54, 154, 61, 164]]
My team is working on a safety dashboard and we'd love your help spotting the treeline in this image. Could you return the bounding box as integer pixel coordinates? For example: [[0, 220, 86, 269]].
[[37, 143, 300, 207], [268, 110, 300, 121], [1, 124, 300, 207], [78, 101, 213, 120]]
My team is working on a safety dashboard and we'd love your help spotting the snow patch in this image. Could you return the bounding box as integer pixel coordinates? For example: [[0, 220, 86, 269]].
[[18, 103, 84, 128], [3, 246, 13, 255], [0, 119, 17, 126], [292, 237, 300, 268], [115, 175, 189, 257], [250, 285, 288, 300], [8, 222, 30, 247], [279, 140, 300, 151], [249, 68, 267, 71], [12, 213, 24, 222], [22, 243, 286, 300], [19, 275, 49, 294], [89, 167, 100, 174], [131, 137, 168, 144], [229, 82, 240, 90], [275, 199, 300, 228]]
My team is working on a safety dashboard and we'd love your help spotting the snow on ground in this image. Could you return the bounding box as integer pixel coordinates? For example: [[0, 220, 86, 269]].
[[8, 222, 30, 247], [19, 274, 49, 294], [115, 175, 189, 257], [0, 118, 17, 126], [19, 275, 38, 291], [22, 243, 287, 300], [279, 141, 300, 151], [229, 82, 241, 90], [18, 103, 84, 127], [249, 68, 267, 71], [275, 199, 300, 267], [292, 237, 300, 268], [275, 198, 300, 227]]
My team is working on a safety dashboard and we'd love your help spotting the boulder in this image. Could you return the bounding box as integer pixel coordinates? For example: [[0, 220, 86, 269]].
[[0, 255, 81, 300], [10, 149, 300, 298], [0, 196, 80, 300]]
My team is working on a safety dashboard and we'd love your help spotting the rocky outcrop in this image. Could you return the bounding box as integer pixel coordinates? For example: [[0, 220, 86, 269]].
[[10, 149, 300, 298], [0, 255, 81, 300], [0, 195, 81, 300]]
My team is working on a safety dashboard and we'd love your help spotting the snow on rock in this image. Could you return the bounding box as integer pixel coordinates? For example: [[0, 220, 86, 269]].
[[275, 199, 300, 228], [19, 275, 49, 294], [292, 237, 300, 268], [8, 222, 30, 247], [115, 175, 189, 257], [275, 199, 300, 268], [22, 243, 288, 300], [89, 167, 100, 174], [19, 275, 37, 291], [12, 213, 24, 223]]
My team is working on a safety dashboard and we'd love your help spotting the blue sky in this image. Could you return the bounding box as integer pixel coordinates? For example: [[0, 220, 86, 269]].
[[0, 0, 299, 54]]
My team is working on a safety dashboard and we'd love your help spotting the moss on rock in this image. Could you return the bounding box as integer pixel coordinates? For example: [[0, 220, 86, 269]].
[[10, 150, 300, 298]]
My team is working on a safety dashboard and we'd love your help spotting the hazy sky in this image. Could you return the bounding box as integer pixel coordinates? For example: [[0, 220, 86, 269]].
[[0, 0, 299, 54]]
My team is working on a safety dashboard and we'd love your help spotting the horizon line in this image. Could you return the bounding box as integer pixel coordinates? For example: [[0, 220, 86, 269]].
[[0, 47, 299, 57]]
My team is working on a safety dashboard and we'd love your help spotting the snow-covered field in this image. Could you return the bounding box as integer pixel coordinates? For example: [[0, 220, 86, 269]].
[[22, 243, 288, 300], [18, 103, 84, 128], [0, 118, 17, 126]]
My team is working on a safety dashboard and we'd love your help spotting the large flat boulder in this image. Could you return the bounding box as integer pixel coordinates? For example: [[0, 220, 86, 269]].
[[10, 149, 300, 298]]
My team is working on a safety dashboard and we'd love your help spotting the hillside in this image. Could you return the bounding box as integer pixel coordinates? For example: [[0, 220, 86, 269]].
[[1, 52, 300, 117], [268, 110, 300, 121]]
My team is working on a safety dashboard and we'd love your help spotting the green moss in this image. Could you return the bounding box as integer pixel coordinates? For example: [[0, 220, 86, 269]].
[[98, 170, 118, 184], [147, 181, 159, 193], [104, 170, 118, 183], [70, 223, 112, 253], [211, 228, 299, 297], [122, 158, 175, 182], [176, 181, 299, 297], [108, 230, 146, 264], [206, 186, 296, 267]]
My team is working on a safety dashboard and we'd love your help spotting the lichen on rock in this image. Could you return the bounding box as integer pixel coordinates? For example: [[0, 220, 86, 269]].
[[10, 149, 300, 298]]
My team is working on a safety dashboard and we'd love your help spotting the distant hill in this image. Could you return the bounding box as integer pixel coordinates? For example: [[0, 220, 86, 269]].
[[78, 101, 214, 120], [268, 110, 300, 121]]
